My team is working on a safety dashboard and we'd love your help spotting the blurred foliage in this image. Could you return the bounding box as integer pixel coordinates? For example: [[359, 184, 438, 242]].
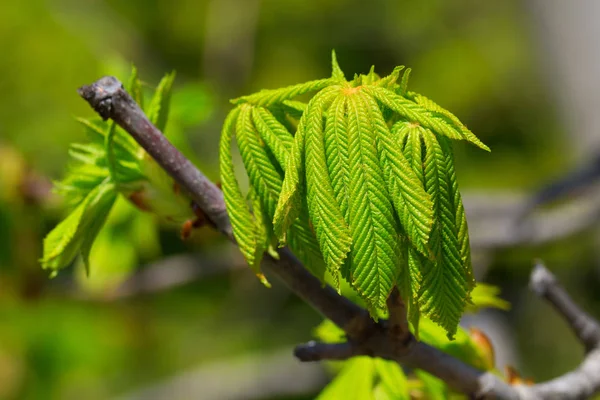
[[0, 0, 597, 399]]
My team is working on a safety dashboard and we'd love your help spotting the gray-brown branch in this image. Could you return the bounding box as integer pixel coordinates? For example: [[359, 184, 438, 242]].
[[530, 260, 600, 352], [78, 76, 600, 399]]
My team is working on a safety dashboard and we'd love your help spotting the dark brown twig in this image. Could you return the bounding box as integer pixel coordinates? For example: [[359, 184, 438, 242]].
[[294, 342, 363, 362]]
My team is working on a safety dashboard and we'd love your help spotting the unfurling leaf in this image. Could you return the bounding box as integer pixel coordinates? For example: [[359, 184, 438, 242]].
[[43, 68, 201, 277], [316, 357, 376, 400], [147, 71, 176, 133], [42, 179, 116, 274], [375, 359, 410, 400], [220, 107, 266, 273]]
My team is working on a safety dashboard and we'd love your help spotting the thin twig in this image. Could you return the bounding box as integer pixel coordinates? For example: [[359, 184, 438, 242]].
[[294, 341, 362, 362]]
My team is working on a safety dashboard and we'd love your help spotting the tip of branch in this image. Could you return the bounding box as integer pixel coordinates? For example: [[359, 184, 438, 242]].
[[529, 259, 556, 297], [294, 341, 322, 362], [77, 76, 124, 120]]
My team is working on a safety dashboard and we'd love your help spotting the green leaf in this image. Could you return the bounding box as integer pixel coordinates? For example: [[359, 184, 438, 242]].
[[313, 319, 346, 344], [324, 94, 350, 219], [42, 179, 117, 273], [232, 78, 333, 106], [414, 370, 447, 400], [361, 66, 379, 85], [375, 359, 410, 400], [365, 86, 489, 151], [72, 117, 144, 188], [345, 92, 399, 310], [363, 93, 434, 259], [417, 128, 471, 339], [331, 50, 346, 82], [375, 66, 405, 90], [251, 107, 293, 168], [79, 185, 118, 274], [280, 100, 307, 119], [219, 107, 267, 277], [249, 107, 325, 279], [273, 86, 341, 242], [76, 118, 140, 158], [236, 104, 283, 219], [137, 154, 195, 223], [288, 208, 327, 280], [42, 201, 86, 272], [467, 283, 510, 312], [305, 89, 352, 286], [404, 245, 423, 337], [127, 65, 144, 109], [57, 144, 109, 207], [272, 113, 307, 242], [439, 136, 475, 289], [147, 71, 176, 132], [419, 316, 489, 371], [317, 357, 376, 400], [409, 92, 490, 151], [249, 187, 272, 287], [398, 68, 411, 95]]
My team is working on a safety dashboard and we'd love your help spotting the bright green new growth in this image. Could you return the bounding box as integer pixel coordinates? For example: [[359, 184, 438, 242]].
[[221, 51, 489, 338], [42, 69, 196, 275]]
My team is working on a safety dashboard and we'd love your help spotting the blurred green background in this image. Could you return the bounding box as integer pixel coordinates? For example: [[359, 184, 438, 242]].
[[1, 0, 599, 399]]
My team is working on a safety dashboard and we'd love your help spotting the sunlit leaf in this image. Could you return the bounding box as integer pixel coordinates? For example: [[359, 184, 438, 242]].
[[317, 357, 376, 400], [42, 179, 117, 273]]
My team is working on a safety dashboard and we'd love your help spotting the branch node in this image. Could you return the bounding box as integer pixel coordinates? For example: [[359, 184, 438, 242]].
[[386, 287, 411, 345], [78, 77, 123, 120]]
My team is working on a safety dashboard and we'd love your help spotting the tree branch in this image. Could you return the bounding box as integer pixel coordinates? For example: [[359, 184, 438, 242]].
[[514, 263, 600, 399], [529, 261, 600, 352], [295, 341, 363, 362], [78, 76, 600, 399]]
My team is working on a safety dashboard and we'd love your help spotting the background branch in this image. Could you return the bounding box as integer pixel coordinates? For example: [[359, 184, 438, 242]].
[[117, 348, 327, 400], [78, 77, 600, 399], [530, 261, 600, 352], [463, 190, 600, 250]]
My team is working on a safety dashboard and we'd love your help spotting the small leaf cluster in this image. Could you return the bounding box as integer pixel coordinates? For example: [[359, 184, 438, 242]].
[[42, 69, 195, 275], [220, 51, 489, 338]]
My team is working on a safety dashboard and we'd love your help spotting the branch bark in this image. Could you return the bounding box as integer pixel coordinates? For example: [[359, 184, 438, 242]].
[[294, 341, 363, 362], [78, 76, 600, 400], [529, 260, 600, 352]]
